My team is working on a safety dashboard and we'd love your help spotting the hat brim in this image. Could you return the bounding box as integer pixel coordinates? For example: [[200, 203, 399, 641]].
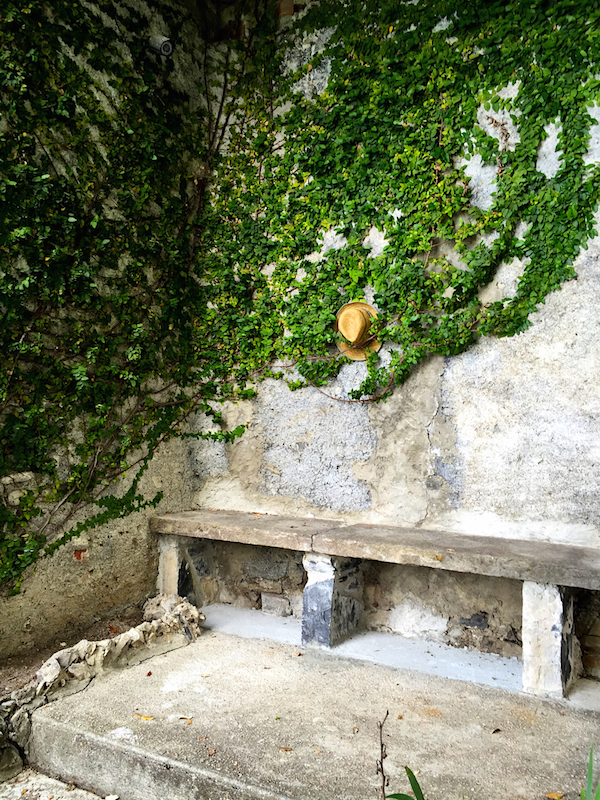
[[335, 301, 381, 361]]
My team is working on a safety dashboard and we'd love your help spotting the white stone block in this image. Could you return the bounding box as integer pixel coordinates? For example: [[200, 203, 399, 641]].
[[158, 536, 180, 595], [303, 553, 336, 583], [522, 581, 566, 697], [289, 594, 304, 619]]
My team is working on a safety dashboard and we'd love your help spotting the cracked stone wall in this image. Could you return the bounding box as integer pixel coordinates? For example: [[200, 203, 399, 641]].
[[4, 10, 600, 658], [188, 225, 600, 644], [187, 67, 600, 647], [0, 437, 196, 658], [188, 169, 600, 651], [191, 226, 600, 544]]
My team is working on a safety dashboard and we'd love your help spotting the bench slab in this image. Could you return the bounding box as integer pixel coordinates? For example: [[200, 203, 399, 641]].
[[151, 509, 338, 552], [151, 510, 600, 590]]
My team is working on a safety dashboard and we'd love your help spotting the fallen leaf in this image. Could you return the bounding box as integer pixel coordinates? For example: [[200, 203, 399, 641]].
[[135, 713, 154, 721], [295, 652, 303, 657], [146, 671, 152, 677], [264, 666, 271, 670], [109, 626, 117, 633], [180, 716, 193, 724], [421, 708, 442, 717], [492, 728, 501, 734], [201, 674, 210, 678], [279, 747, 292, 752], [546, 794, 564, 799], [315, 749, 321, 753], [398, 714, 403, 720], [208, 748, 216, 756], [199, 736, 207, 740]]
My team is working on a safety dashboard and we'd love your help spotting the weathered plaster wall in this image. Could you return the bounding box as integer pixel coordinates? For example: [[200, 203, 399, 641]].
[[0, 438, 196, 657], [4, 5, 600, 661], [188, 218, 600, 650], [189, 49, 600, 543], [191, 228, 600, 543]]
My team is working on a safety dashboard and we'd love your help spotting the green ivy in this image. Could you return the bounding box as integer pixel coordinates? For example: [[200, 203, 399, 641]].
[[0, 0, 280, 591], [1, 0, 599, 591], [258, 0, 600, 398]]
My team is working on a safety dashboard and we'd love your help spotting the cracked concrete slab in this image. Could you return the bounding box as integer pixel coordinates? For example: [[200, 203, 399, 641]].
[[25, 623, 600, 800]]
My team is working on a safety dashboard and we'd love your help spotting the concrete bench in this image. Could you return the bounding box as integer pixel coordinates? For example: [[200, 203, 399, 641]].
[[150, 509, 600, 699]]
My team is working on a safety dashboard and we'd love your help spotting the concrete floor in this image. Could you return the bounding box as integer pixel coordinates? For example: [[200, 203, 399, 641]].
[[0, 769, 102, 799], [10, 604, 600, 800]]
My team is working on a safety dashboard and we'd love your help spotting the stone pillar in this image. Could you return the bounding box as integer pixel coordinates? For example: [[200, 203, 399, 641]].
[[157, 535, 180, 595], [301, 554, 363, 647], [522, 581, 579, 697]]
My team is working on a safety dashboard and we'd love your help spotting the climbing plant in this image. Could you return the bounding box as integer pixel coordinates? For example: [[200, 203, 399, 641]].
[[2, 0, 600, 591], [0, 0, 281, 591], [256, 0, 600, 397]]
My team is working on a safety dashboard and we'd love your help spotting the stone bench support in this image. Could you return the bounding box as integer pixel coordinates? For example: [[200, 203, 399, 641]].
[[152, 509, 600, 698], [522, 582, 578, 697], [301, 554, 363, 647], [158, 535, 180, 596]]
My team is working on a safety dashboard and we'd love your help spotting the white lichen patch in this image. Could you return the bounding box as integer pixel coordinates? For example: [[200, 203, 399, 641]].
[[476, 104, 521, 151], [584, 102, 600, 167], [362, 226, 388, 258], [305, 228, 348, 263], [432, 17, 451, 33], [495, 81, 521, 101], [536, 120, 562, 180], [285, 27, 335, 99], [459, 154, 497, 210]]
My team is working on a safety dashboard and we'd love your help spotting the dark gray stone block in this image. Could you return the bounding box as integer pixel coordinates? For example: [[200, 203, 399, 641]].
[[301, 554, 363, 647]]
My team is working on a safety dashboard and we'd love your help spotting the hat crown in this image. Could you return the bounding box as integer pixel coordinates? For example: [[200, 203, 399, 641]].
[[338, 306, 371, 344]]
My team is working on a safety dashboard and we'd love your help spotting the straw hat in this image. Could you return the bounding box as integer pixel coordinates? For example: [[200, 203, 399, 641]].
[[334, 301, 381, 361]]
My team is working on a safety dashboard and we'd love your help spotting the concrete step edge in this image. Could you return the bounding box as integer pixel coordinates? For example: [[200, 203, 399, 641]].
[[28, 715, 298, 800]]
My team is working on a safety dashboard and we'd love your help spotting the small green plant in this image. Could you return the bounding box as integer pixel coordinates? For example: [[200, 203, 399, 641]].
[[386, 767, 425, 800], [582, 747, 600, 800], [376, 710, 426, 800], [382, 743, 600, 800]]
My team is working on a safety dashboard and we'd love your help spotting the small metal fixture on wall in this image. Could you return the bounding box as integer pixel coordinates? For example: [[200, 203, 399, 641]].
[[334, 301, 381, 361], [147, 35, 173, 57]]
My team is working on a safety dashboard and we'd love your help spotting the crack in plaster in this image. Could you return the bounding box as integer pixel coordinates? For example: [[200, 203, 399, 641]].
[[422, 384, 442, 527]]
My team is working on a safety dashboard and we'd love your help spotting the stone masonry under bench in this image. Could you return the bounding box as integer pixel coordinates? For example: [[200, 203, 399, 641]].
[[151, 509, 600, 698]]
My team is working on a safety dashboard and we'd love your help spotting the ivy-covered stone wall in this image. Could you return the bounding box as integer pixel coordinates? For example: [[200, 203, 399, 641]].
[[190, 0, 600, 547], [185, 0, 600, 649], [3, 0, 600, 655], [192, 227, 600, 545]]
